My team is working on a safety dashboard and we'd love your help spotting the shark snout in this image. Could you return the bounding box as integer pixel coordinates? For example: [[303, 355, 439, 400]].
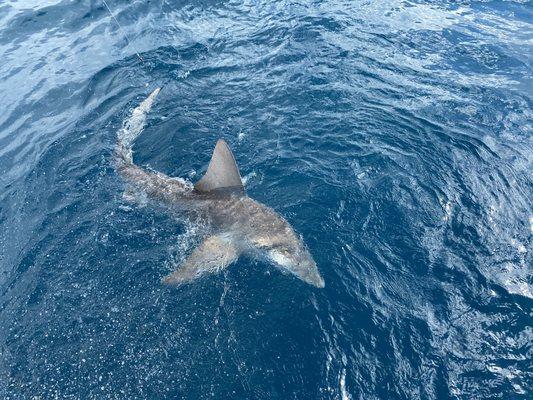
[[308, 272, 325, 288], [298, 259, 325, 288], [268, 247, 325, 288]]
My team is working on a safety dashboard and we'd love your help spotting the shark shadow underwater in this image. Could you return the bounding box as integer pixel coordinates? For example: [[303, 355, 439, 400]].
[[115, 88, 324, 288]]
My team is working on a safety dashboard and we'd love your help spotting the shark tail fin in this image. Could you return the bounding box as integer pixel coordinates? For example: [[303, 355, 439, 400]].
[[194, 139, 244, 193], [115, 87, 161, 167]]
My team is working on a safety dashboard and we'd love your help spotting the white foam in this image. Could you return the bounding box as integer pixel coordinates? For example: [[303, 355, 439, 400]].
[[510, 238, 527, 254], [339, 369, 351, 400], [241, 171, 256, 186]]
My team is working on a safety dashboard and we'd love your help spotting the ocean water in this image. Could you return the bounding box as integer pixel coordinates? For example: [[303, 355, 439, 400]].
[[0, 0, 531, 398]]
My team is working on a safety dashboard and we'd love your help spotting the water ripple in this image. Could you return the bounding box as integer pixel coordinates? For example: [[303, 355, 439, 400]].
[[0, 0, 531, 399]]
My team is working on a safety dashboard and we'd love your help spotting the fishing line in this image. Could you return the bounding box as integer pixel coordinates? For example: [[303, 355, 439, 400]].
[[102, 0, 145, 63], [101, 0, 173, 91]]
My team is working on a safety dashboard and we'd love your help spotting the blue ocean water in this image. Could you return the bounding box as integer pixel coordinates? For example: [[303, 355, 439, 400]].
[[0, 0, 532, 398]]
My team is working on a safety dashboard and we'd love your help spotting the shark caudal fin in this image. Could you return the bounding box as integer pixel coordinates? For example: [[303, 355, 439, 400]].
[[194, 139, 244, 193], [115, 88, 193, 206], [116, 87, 161, 166]]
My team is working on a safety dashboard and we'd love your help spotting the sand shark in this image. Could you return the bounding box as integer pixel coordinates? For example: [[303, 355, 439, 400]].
[[115, 88, 324, 288]]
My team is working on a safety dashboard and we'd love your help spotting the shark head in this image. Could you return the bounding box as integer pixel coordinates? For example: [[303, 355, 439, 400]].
[[247, 219, 324, 288], [267, 241, 324, 288]]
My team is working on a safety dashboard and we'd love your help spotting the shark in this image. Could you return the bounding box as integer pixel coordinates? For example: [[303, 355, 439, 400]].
[[115, 87, 324, 288]]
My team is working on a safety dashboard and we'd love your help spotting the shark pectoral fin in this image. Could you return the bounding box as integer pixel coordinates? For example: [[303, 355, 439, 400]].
[[122, 184, 147, 205], [122, 185, 137, 202], [162, 234, 239, 286]]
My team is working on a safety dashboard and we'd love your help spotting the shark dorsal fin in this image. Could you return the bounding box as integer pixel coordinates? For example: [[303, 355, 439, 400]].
[[194, 139, 244, 193]]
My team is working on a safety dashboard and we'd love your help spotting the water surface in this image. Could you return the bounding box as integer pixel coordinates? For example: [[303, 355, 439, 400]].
[[0, 1, 531, 399]]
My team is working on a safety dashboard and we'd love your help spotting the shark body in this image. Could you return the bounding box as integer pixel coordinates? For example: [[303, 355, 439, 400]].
[[115, 88, 324, 288]]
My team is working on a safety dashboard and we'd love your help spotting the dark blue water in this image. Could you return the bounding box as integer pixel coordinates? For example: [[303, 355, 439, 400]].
[[1, 1, 531, 398]]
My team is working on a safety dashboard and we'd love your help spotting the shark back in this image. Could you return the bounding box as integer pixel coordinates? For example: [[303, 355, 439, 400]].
[[194, 139, 244, 195]]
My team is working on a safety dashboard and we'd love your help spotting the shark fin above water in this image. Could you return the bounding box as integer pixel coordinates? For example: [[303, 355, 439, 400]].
[[162, 234, 239, 286], [194, 139, 244, 193]]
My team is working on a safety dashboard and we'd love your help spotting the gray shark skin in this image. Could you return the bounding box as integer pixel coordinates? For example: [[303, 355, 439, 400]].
[[115, 88, 324, 288]]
